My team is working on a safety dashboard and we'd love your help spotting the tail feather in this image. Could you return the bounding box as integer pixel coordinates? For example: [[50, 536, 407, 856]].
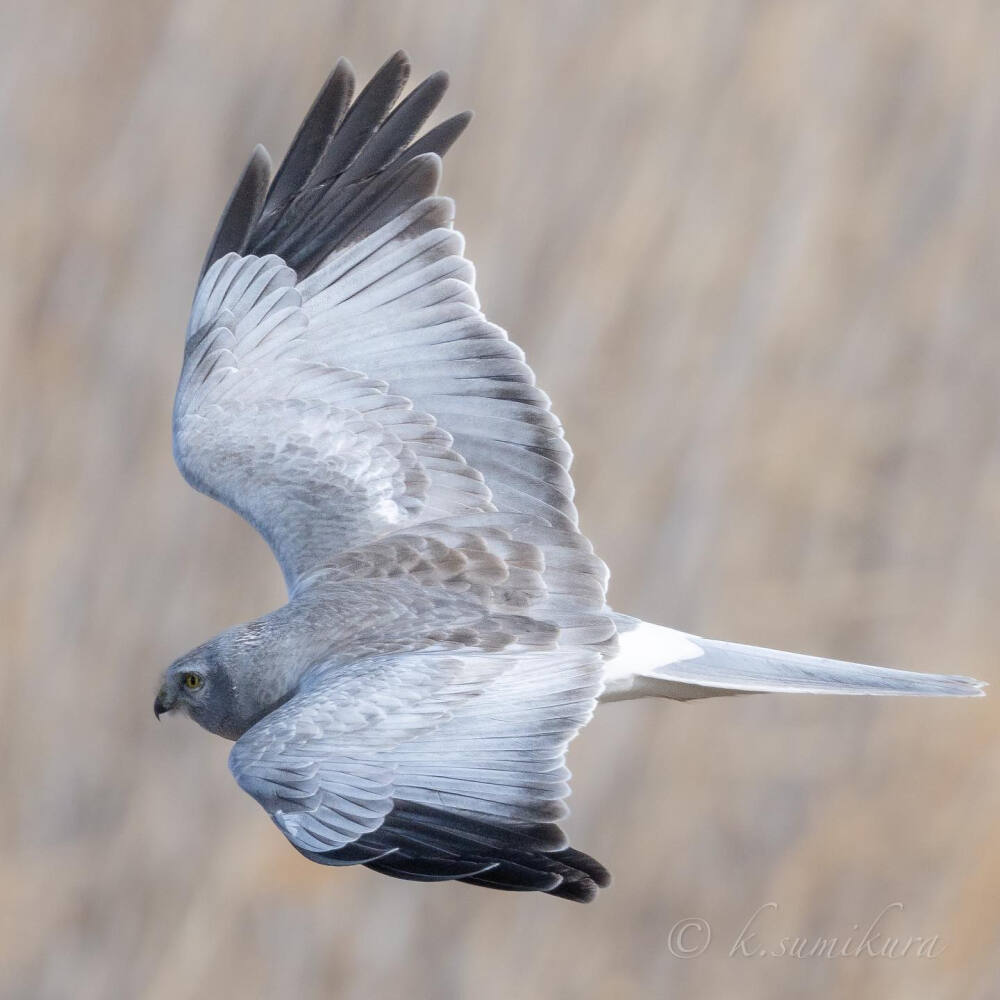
[[601, 615, 986, 702]]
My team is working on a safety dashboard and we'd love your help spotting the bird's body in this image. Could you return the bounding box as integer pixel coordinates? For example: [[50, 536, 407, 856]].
[[156, 52, 984, 902]]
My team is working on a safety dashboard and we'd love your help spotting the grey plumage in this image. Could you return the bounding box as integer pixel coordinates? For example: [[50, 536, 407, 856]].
[[158, 52, 984, 904]]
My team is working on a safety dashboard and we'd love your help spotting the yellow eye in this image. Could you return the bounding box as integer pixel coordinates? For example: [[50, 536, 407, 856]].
[[182, 672, 203, 691]]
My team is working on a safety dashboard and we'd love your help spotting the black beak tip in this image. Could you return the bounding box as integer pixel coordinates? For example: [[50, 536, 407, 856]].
[[154, 692, 167, 720]]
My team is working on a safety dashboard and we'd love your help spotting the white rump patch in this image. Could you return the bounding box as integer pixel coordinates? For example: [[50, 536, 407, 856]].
[[601, 621, 704, 698]]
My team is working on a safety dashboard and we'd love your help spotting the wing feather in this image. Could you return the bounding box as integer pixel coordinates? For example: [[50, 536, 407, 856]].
[[179, 54, 619, 898], [230, 647, 608, 899], [198, 145, 272, 280], [179, 54, 598, 591], [261, 59, 355, 219]]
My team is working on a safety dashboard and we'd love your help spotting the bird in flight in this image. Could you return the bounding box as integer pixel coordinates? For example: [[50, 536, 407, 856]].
[[156, 51, 985, 902]]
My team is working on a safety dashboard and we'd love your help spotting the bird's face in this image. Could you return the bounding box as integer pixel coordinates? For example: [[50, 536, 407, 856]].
[[154, 650, 244, 739], [154, 655, 211, 721]]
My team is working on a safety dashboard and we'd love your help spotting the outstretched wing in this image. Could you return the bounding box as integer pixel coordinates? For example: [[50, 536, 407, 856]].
[[175, 52, 581, 592], [187, 53, 618, 898], [229, 646, 610, 901], [175, 251, 492, 588]]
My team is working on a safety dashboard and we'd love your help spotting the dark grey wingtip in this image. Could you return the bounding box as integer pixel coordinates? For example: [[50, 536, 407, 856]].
[[336, 67, 454, 187], [198, 143, 272, 280], [262, 59, 356, 217], [407, 110, 474, 160], [228, 53, 474, 279], [388, 48, 410, 70], [420, 68, 450, 94]]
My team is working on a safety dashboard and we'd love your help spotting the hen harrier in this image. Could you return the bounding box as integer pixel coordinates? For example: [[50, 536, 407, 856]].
[[155, 52, 984, 901]]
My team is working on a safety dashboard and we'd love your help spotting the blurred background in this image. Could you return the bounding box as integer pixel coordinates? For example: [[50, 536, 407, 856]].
[[3, 1, 1000, 997]]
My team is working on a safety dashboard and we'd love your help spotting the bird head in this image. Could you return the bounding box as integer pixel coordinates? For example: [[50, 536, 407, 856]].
[[154, 652, 210, 717], [154, 645, 244, 740]]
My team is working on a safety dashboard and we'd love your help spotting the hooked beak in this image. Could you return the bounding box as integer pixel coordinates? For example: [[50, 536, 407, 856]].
[[154, 687, 174, 720]]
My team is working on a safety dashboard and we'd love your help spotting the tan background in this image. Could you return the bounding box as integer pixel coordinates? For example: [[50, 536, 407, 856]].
[[3, 1, 1000, 997]]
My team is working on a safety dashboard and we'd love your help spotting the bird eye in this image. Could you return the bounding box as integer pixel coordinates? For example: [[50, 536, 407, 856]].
[[182, 672, 204, 691]]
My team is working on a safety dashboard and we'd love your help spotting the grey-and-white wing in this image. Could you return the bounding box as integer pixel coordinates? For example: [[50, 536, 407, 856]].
[[180, 52, 618, 898], [175, 51, 582, 592], [176, 250, 492, 589], [230, 646, 609, 899]]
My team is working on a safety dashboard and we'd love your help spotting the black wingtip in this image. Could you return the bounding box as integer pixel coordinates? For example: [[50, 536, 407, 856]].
[[199, 143, 272, 279], [335, 68, 455, 188], [303, 50, 412, 190], [562, 847, 612, 888], [376, 49, 412, 93], [423, 68, 450, 91], [407, 110, 473, 161], [261, 60, 356, 217], [234, 53, 473, 279]]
